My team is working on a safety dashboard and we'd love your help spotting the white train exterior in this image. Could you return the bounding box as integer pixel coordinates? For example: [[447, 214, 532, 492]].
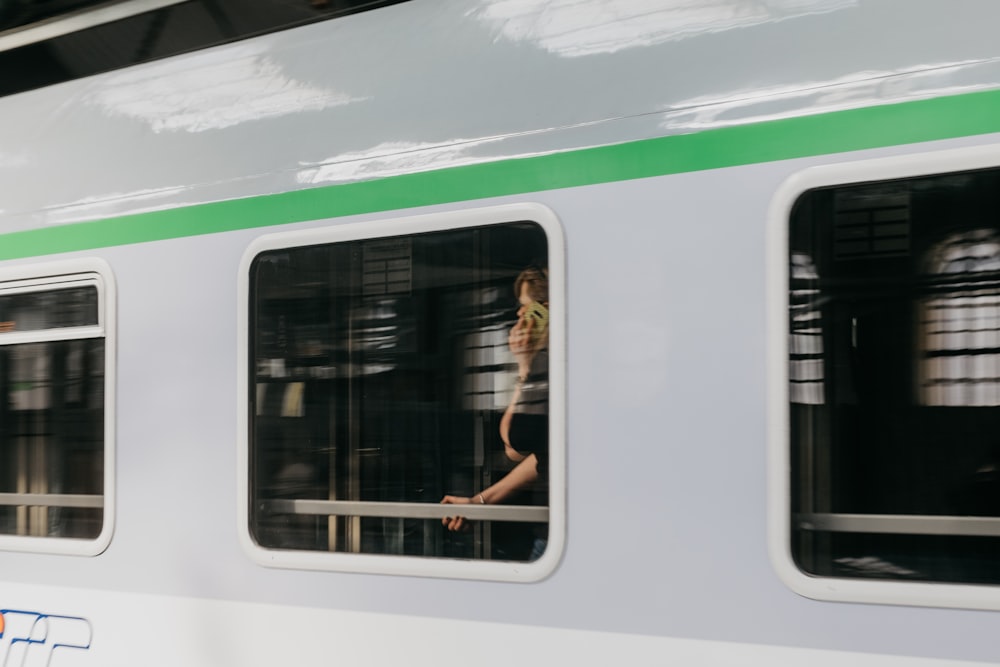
[[2, 1, 1000, 664]]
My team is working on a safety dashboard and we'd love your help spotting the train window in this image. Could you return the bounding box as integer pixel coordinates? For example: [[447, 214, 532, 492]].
[[770, 148, 1000, 608], [238, 204, 564, 580], [0, 260, 115, 556], [0, 0, 408, 97]]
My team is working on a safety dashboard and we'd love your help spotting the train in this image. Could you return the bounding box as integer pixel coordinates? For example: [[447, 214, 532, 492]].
[[2, 0, 1000, 664]]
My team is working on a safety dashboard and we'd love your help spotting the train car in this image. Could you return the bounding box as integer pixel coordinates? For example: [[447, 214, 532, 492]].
[[2, 0, 1000, 664]]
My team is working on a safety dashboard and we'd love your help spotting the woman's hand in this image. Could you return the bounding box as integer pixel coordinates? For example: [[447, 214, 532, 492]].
[[440, 495, 473, 532]]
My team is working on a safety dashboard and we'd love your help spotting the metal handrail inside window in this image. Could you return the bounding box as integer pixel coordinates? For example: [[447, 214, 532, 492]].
[[0, 493, 104, 509], [796, 512, 1000, 537], [262, 499, 549, 523]]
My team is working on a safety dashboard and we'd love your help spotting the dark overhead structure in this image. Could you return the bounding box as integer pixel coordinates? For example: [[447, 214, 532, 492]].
[[0, 0, 404, 96]]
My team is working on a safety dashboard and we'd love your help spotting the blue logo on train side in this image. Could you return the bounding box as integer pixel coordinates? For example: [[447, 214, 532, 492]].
[[0, 609, 92, 666]]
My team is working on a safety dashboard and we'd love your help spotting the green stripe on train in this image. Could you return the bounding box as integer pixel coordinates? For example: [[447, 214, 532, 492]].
[[3, 86, 1000, 259]]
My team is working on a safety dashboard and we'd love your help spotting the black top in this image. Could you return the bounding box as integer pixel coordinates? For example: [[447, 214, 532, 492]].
[[509, 347, 549, 477]]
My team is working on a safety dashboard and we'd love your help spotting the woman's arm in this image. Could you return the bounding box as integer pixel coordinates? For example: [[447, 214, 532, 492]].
[[440, 454, 539, 531], [499, 385, 526, 462], [500, 316, 537, 461]]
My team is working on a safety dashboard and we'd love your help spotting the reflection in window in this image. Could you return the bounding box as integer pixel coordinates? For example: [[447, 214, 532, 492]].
[[789, 168, 1000, 586], [0, 280, 106, 543], [920, 230, 1000, 406], [462, 286, 520, 412], [249, 223, 550, 562], [0, 287, 97, 333], [789, 253, 824, 405]]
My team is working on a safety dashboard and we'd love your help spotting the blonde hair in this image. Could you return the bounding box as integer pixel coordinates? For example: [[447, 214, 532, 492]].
[[514, 266, 548, 304]]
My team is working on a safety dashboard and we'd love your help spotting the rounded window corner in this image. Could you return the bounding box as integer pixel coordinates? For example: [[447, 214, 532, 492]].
[[774, 150, 1000, 608], [238, 205, 564, 580]]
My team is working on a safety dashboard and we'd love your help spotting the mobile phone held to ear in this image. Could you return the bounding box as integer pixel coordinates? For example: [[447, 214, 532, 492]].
[[523, 301, 549, 343]]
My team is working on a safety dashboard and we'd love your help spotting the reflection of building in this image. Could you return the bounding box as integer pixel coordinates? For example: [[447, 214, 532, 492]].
[[461, 286, 518, 412], [920, 229, 1000, 406], [789, 253, 824, 405]]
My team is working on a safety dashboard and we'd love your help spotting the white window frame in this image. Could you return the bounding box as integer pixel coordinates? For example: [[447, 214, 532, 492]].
[[0, 258, 116, 556], [237, 203, 566, 581], [768, 142, 1000, 611]]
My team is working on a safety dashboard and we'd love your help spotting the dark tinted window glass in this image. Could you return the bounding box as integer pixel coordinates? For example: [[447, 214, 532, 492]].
[[0, 338, 105, 539], [0, 286, 98, 333], [789, 167, 1000, 584], [249, 223, 550, 562]]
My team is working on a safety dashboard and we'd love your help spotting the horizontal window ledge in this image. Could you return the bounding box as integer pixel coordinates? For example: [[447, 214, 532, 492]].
[[796, 512, 1000, 537], [0, 326, 105, 346], [0, 493, 104, 509], [261, 499, 548, 523]]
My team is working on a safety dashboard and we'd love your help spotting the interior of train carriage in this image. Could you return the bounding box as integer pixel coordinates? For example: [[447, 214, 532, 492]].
[[249, 222, 549, 562], [0, 0, 406, 97], [0, 285, 105, 540], [790, 166, 1000, 585]]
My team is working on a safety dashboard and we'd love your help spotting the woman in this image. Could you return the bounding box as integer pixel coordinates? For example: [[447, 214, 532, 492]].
[[441, 266, 549, 558]]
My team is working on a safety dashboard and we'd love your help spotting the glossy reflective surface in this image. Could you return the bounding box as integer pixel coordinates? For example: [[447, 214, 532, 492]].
[[4, 1, 1000, 229]]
